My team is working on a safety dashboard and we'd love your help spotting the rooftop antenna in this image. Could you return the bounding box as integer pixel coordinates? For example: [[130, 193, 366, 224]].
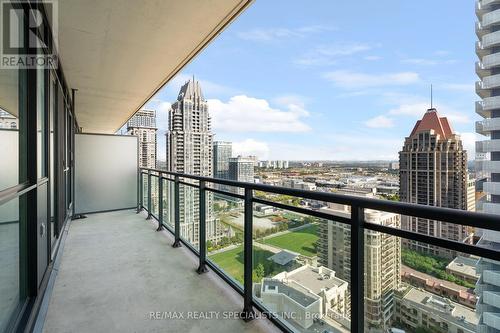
[[430, 84, 433, 109]]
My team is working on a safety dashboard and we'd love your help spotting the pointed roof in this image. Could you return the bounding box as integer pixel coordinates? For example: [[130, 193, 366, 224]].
[[177, 77, 205, 101], [409, 108, 454, 139]]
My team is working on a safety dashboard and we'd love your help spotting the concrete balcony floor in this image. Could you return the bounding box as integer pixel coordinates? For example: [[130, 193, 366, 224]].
[[38, 210, 278, 333]]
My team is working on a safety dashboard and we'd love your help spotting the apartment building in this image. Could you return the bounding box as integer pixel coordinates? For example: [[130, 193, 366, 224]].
[[165, 79, 222, 245], [475, 1, 500, 330], [399, 108, 469, 257], [126, 109, 157, 169], [318, 190, 401, 331]]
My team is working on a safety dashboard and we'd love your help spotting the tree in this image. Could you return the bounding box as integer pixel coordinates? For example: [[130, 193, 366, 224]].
[[253, 263, 265, 282]]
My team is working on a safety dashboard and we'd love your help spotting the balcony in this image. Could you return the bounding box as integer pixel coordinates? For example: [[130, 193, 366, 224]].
[[477, 139, 500, 153], [483, 270, 500, 288], [39, 209, 276, 333], [481, 30, 500, 49], [484, 182, 500, 195], [482, 8, 500, 26], [483, 312, 500, 330], [476, 117, 500, 134], [482, 52, 500, 69], [483, 291, 500, 309]]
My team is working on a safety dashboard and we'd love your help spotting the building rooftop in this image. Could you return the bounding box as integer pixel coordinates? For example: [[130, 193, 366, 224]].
[[446, 256, 480, 278], [261, 279, 319, 308], [267, 250, 299, 266], [409, 108, 454, 140], [279, 265, 347, 295], [400, 287, 478, 328]]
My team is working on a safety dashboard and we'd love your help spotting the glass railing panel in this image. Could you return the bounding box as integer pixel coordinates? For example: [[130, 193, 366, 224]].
[[206, 191, 245, 287], [252, 204, 351, 332], [142, 172, 148, 209], [150, 174, 159, 218], [0, 196, 20, 332], [178, 183, 200, 251], [387, 234, 486, 333], [162, 177, 174, 230]]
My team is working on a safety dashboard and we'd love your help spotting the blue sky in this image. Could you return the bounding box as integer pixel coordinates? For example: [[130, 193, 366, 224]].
[[145, 0, 478, 161]]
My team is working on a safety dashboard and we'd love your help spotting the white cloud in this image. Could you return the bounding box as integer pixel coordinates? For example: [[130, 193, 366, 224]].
[[365, 115, 395, 128], [458, 132, 481, 157], [236, 25, 335, 42], [387, 102, 470, 124], [401, 58, 457, 66], [364, 55, 382, 61], [233, 139, 270, 159], [294, 43, 373, 66], [323, 70, 420, 88], [439, 83, 473, 93], [208, 95, 311, 133]]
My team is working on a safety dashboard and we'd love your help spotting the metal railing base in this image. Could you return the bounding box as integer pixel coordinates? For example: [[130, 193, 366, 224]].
[[156, 225, 164, 232], [240, 308, 255, 322], [172, 241, 182, 248], [196, 264, 208, 274]]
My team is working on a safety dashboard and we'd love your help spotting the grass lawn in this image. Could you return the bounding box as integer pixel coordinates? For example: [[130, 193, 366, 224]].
[[262, 224, 318, 257], [208, 245, 281, 284]]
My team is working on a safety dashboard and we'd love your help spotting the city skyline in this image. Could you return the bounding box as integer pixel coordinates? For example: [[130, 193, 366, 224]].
[[142, 0, 478, 162]]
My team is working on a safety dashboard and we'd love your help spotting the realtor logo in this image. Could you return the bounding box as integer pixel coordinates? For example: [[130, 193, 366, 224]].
[[1, 0, 58, 69]]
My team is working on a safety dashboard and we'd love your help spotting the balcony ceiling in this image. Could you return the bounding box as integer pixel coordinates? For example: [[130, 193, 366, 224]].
[[58, 0, 252, 133]]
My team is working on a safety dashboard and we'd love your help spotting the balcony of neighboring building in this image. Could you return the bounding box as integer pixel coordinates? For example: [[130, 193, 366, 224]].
[[477, 117, 500, 134], [477, 139, 500, 153]]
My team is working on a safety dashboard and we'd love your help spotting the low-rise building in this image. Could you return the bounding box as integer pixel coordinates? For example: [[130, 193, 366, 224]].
[[256, 265, 349, 330], [446, 256, 480, 285], [394, 286, 478, 333]]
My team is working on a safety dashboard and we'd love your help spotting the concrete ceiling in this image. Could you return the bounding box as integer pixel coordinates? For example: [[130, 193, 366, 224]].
[[57, 0, 252, 133]]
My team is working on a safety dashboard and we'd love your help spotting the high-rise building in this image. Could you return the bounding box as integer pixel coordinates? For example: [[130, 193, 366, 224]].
[[228, 156, 255, 196], [475, 1, 500, 331], [318, 190, 401, 331], [213, 141, 232, 180], [127, 109, 157, 168], [476, 0, 500, 216], [399, 108, 469, 257], [166, 78, 221, 246]]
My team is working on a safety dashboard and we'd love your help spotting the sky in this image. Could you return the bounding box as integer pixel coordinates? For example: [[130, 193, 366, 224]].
[[144, 0, 479, 162]]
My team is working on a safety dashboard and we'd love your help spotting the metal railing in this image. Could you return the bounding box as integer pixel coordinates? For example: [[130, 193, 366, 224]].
[[138, 167, 500, 333]]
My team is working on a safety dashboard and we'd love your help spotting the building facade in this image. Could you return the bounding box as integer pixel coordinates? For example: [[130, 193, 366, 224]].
[[228, 156, 255, 195], [166, 78, 221, 245], [213, 141, 232, 180], [475, 1, 500, 331], [127, 109, 157, 169], [318, 190, 401, 331], [399, 108, 469, 257]]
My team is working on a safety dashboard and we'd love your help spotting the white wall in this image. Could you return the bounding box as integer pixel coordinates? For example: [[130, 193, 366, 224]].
[[75, 134, 138, 214]]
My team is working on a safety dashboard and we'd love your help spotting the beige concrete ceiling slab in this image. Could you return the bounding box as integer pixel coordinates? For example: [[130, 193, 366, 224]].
[[58, 0, 252, 133]]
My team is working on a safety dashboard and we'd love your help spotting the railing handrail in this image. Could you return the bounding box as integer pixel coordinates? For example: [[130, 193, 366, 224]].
[[140, 167, 500, 233], [139, 166, 500, 333]]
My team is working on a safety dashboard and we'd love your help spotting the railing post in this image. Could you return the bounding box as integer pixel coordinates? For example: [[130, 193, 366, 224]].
[[241, 187, 255, 321], [197, 180, 208, 274], [172, 175, 182, 248], [351, 205, 364, 333], [157, 174, 163, 232], [136, 169, 142, 213], [146, 170, 152, 220]]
